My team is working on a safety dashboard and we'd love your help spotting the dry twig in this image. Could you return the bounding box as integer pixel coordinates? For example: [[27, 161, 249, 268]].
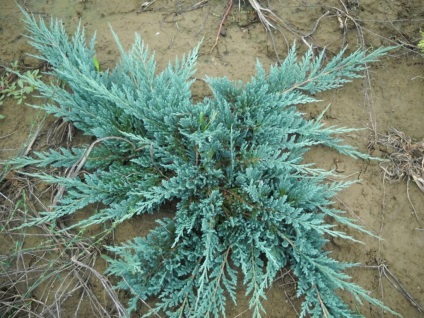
[[210, 0, 234, 52], [375, 263, 424, 313]]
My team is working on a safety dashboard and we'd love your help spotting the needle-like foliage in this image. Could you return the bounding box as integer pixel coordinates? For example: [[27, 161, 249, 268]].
[[10, 8, 399, 318]]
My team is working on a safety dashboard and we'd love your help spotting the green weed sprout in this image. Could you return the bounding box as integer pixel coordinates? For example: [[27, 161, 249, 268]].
[[0, 60, 41, 116], [418, 31, 424, 54]]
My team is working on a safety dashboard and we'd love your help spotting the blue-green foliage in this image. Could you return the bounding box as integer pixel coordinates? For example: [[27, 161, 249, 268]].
[[12, 9, 399, 318]]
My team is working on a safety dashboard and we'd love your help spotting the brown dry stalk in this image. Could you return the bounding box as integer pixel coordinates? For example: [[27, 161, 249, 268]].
[[210, 0, 234, 52]]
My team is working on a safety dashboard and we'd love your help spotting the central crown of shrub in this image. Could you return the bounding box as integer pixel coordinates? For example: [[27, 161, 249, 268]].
[[12, 9, 398, 318]]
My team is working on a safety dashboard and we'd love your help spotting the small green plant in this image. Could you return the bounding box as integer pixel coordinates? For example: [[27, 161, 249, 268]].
[[9, 8, 400, 318], [0, 61, 41, 109], [418, 30, 424, 54]]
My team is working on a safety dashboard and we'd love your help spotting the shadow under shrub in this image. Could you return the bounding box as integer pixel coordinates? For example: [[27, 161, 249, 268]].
[[10, 8, 400, 318]]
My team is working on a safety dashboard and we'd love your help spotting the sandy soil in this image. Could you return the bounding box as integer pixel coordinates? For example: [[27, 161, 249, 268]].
[[0, 0, 423, 317]]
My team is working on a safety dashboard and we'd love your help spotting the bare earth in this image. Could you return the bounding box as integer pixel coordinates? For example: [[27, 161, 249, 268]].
[[0, 0, 423, 317]]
